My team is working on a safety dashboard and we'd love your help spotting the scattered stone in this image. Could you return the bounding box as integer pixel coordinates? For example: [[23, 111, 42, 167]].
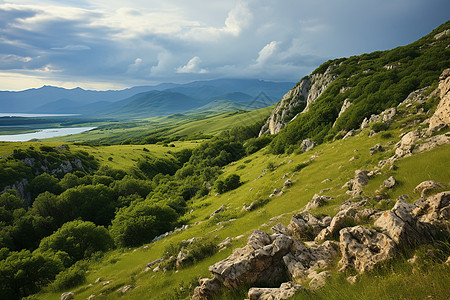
[[349, 156, 355, 162], [102, 281, 111, 286], [271, 223, 290, 235], [342, 170, 369, 197], [304, 194, 333, 211], [321, 178, 333, 183], [408, 255, 418, 264], [243, 200, 262, 212], [315, 207, 357, 242], [153, 266, 160, 272], [394, 130, 420, 158], [288, 212, 331, 240], [369, 144, 383, 155], [191, 278, 221, 300], [414, 181, 445, 198], [445, 256, 450, 266], [210, 205, 225, 218], [283, 179, 292, 189], [339, 226, 396, 273], [300, 139, 316, 152], [346, 275, 358, 284], [247, 281, 304, 300], [383, 176, 397, 189], [87, 295, 95, 300], [218, 237, 233, 250], [147, 258, 163, 268], [94, 277, 102, 283], [60, 292, 74, 300], [116, 285, 133, 294], [342, 130, 355, 139]]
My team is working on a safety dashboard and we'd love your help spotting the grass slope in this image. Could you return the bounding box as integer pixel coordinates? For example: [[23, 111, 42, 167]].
[[35, 117, 450, 300]]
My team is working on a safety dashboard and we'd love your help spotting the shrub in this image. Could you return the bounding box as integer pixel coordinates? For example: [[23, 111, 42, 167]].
[[370, 122, 389, 132], [51, 261, 87, 291]]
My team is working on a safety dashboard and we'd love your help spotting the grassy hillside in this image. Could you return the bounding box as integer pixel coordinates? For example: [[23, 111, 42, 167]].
[[32, 110, 450, 299]]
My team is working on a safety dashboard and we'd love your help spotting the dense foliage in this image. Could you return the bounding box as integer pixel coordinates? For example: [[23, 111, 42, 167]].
[[269, 21, 450, 153]]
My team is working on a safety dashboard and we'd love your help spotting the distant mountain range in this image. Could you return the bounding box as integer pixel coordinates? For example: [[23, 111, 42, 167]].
[[0, 79, 294, 119]]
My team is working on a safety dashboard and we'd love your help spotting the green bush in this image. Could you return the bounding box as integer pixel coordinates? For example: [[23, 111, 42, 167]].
[[370, 122, 389, 132], [51, 261, 87, 291]]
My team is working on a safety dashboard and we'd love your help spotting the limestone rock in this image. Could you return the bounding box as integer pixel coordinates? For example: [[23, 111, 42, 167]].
[[116, 285, 133, 294], [429, 68, 450, 132], [271, 223, 290, 235], [339, 226, 396, 273], [247, 281, 304, 300], [288, 212, 331, 240], [346, 275, 358, 284], [382, 176, 396, 189], [395, 130, 420, 158], [87, 295, 95, 300], [300, 139, 316, 152], [304, 194, 333, 211], [374, 200, 431, 246], [342, 170, 369, 197], [308, 271, 330, 290], [259, 65, 337, 136], [315, 207, 357, 242], [342, 130, 355, 139], [414, 181, 445, 198], [412, 191, 450, 230], [60, 292, 74, 300], [209, 231, 293, 288], [191, 278, 221, 300], [369, 144, 383, 155], [333, 99, 353, 127]]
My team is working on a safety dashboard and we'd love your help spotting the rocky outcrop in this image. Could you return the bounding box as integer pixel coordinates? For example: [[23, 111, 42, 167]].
[[288, 212, 331, 239], [209, 230, 294, 289], [299, 139, 316, 152], [60, 292, 75, 300], [360, 107, 396, 130], [414, 180, 445, 198], [429, 68, 450, 132], [259, 65, 337, 136], [247, 282, 304, 300], [342, 170, 369, 197], [303, 194, 332, 211], [338, 226, 396, 273], [191, 278, 221, 300]]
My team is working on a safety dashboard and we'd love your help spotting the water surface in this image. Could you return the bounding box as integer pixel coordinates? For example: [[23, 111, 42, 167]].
[[0, 127, 96, 142]]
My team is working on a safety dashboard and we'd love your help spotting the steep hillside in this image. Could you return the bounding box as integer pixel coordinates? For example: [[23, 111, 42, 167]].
[[262, 21, 450, 154]]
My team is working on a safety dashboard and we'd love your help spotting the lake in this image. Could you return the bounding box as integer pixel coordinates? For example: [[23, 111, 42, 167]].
[[0, 127, 96, 142], [0, 113, 79, 117]]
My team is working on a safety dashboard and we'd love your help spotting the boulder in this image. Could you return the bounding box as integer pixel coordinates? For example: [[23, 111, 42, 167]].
[[339, 226, 396, 273], [247, 281, 304, 300], [414, 180, 445, 198], [315, 207, 357, 242], [308, 271, 330, 290], [374, 200, 431, 246], [60, 292, 74, 300], [304, 194, 333, 211], [429, 68, 450, 132], [369, 144, 383, 155], [209, 231, 293, 289], [382, 176, 396, 189], [191, 278, 221, 300], [394, 130, 420, 158], [342, 170, 369, 197], [346, 275, 358, 285], [300, 139, 316, 152], [271, 223, 290, 235], [283, 241, 339, 281], [412, 191, 450, 230], [288, 212, 331, 240], [116, 285, 133, 294]]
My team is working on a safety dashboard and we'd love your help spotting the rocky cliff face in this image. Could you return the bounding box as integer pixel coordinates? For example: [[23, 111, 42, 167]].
[[259, 65, 337, 136], [429, 68, 450, 132]]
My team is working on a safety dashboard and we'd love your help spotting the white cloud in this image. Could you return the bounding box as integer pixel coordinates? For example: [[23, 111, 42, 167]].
[[256, 41, 279, 65], [51, 44, 91, 50], [176, 56, 208, 74], [182, 1, 253, 41]]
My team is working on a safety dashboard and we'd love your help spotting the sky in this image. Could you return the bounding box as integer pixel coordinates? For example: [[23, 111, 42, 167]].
[[0, 0, 448, 91]]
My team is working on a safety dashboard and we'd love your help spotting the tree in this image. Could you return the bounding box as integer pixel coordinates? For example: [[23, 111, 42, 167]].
[[38, 220, 114, 265], [110, 201, 178, 247]]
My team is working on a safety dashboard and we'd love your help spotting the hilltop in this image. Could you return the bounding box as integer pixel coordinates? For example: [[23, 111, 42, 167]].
[[0, 21, 448, 300]]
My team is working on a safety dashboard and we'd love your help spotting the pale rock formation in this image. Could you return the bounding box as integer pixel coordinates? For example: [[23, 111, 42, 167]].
[[60, 292, 74, 300], [308, 271, 331, 290], [338, 226, 396, 273], [288, 212, 331, 239], [304, 194, 333, 211], [247, 282, 304, 300], [259, 65, 337, 135], [299, 139, 316, 152], [342, 170, 370, 197], [414, 181, 445, 198], [191, 278, 221, 300], [116, 285, 133, 294]]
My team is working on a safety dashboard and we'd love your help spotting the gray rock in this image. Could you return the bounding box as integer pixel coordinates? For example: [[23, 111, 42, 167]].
[[288, 212, 331, 240], [339, 226, 396, 273], [308, 271, 330, 290], [315, 207, 357, 242], [346, 275, 358, 284], [60, 292, 74, 300], [247, 281, 304, 300], [300, 139, 316, 152], [382, 176, 396, 189], [342, 170, 369, 197], [304, 194, 333, 211], [116, 285, 133, 294], [191, 278, 221, 300], [369, 144, 383, 155], [414, 180, 445, 198]]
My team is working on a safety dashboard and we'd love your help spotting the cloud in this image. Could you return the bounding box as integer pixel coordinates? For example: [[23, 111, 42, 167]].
[[51, 44, 91, 51], [176, 56, 208, 74], [182, 1, 253, 41], [256, 41, 279, 65]]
